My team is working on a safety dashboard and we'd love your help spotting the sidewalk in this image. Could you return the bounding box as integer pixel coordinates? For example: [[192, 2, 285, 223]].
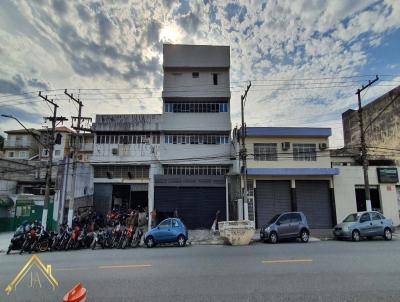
[[0, 232, 13, 253]]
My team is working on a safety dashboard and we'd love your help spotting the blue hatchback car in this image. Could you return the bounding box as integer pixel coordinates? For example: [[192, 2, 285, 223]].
[[144, 218, 188, 248]]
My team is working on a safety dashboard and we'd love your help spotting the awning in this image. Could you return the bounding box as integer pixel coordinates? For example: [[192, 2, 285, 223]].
[[246, 168, 339, 176]]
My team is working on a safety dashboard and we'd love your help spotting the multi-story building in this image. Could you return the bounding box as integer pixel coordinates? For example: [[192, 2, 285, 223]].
[[90, 44, 232, 229], [154, 44, 232, 228], [91, 114, 162, 216], [234, 127, 338, 228], [3, 129, 40, 160], [38, 126, 73, 163], [342, 85, 400, 164]]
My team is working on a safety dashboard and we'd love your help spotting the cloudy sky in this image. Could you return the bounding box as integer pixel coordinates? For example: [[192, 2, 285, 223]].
[[0, 0, 400, 147]]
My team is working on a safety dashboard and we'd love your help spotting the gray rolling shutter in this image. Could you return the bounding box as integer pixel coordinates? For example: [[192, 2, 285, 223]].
[[93, 183, 113, 215], [155, 187, 226, 229], [296, 180, 332, 228], [255, 180, 291, 228]]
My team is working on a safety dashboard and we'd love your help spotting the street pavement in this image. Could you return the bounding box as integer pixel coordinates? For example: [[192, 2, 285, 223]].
[[1, 238, 400, 302]]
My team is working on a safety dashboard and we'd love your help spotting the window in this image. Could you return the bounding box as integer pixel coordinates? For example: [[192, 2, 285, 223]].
[[371, 212, 383, 221], [290, 213, 302, 223], [54, 150, 61, 156], [213, 73, 218, 85], [172, 219, 179, 228], [42, 149, 49, 156], [293, 143, 317, 161], [19, 151, 28, 158], [163, 165, 229, 176], [360, 213, 371, 223], [277, 214, 291, 225], [254, 143, 278, 161], [159, 219, 172, 228], [8, 151, 15, 158], [192, 72, 199, 78]]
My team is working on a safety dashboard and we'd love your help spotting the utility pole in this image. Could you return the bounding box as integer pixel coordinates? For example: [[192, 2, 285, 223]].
[[39, 91, 68, 230], [64, 89, 83, 227], [356, 75, 379, 212], [240, 82, 251, 220]]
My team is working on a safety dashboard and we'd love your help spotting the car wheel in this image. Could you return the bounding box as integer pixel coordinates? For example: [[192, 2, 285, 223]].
[[300, 230, 309, 243], [146, 236, 155, 248], [177, 235, 186, 247], [352, 230, 360, 242], [269, 232, 278, 244], [383, 228, 392, 241]]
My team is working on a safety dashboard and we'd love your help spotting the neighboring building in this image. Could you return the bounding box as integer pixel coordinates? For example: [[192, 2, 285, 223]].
[[38, 126, 74, 162], [331, 153, 400, 226], [234, 127, 338, 229], [342, 85, 400, 164], [91, 114, 161, 218], [76, 133, 94, 162], [156, 44, 232, 228], [3, 129, 40, 160]]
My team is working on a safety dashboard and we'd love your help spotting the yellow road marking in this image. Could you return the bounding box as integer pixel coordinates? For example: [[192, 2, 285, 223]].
[[98, 264, 152, 269], [262, 259, 313, 264]]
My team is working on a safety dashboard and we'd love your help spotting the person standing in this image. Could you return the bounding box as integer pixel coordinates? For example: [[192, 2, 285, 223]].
[[173, 208, 179, 218], [151, 209, 157, 229]]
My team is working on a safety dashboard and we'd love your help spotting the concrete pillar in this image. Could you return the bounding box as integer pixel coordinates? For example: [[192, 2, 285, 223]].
[[148, 163, 162, 229], [290, 179, 297, 212]]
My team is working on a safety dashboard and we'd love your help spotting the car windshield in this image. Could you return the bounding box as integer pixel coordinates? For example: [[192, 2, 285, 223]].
[[268, 214, 281, 224], [343, 213, 359, 222]]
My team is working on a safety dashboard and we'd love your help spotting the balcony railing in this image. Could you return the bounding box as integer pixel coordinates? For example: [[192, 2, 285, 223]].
[[4, 141, 31, 148]]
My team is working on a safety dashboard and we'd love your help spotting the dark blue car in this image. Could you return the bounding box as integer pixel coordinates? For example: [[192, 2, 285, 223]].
[[144, 218, 188, 248]]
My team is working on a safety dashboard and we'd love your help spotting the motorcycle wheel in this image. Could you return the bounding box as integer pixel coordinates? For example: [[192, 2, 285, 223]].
[[65, 239, 72, 251], [6, 243, 13, 255], [132, 237, 140, 248], [90, 239, 96, 250], [38, 240, 49, 252], [121, 238, 128, 249]]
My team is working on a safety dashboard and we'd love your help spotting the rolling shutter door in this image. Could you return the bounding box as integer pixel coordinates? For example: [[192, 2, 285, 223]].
[[154, 187, 226, 229], [296, 180, 332, 228], [255, 181, 291, 228]]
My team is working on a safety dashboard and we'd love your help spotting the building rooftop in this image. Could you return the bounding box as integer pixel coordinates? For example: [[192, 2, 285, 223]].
[[5, 128, 39, 135], [243, 127, 332, 137], [163, 44, 230, 69], [38, 126, 74, 133]]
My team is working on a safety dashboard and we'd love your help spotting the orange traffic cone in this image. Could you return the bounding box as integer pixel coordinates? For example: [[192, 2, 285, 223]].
[[63, 283, 87, 302]]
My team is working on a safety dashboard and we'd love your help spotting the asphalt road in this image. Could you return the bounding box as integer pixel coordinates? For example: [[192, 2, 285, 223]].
[[1, 238, 400, 302]]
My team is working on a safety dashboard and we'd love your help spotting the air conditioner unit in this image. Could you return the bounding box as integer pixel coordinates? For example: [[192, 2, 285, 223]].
[[281, 142, 290, 151], [319, 143, 328, 150], [112, 148, 118, 155]]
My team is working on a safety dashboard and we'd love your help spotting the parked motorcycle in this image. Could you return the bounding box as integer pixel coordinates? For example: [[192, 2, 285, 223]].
[[111, 223, 123, 248], [65, 226, 82, 250], [31, 228, 53, 253], [131, 228, 144, 248], [7, 223, 31, 254], [51, 224, 68, 251], [20, 228, 38, 254]]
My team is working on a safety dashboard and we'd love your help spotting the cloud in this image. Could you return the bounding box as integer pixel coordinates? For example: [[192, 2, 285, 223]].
[[0, 0, 399, 146]]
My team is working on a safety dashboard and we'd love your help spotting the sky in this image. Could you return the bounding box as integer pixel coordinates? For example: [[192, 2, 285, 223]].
[[0, 0, 400, 148]]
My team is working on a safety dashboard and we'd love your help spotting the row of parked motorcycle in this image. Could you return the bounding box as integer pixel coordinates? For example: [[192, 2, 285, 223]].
[[6, 208, 146, 255]]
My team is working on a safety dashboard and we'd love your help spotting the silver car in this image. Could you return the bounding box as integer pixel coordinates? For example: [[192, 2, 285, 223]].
[[333, 211, 394, 241], [260, 212, 310, 244]]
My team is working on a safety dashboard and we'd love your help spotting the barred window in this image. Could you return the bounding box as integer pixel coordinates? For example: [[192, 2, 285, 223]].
[[164, 134, 230, 145], [164, 103, 229, 113], [94, 165, 150, 179], [163, 165, 230, 176], [95, 133, 160, 145], [254, 143, 277, 161], [293, 143, 317, 161]]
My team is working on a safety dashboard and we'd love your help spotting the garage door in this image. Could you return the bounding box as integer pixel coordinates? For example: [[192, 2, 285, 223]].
[[154, 187, 226, 229], [296, 180, 332, 228], [255, 181, 291, 228]]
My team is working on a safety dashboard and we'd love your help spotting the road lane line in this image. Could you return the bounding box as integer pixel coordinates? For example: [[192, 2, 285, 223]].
[[98, 264, 152, 269], [55, 267, 86, 271], [262, 259, 313, 264]]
